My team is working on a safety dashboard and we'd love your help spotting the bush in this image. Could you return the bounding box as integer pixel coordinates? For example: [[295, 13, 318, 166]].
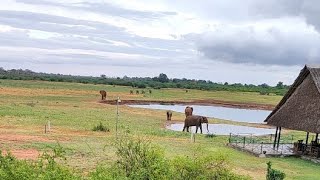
[[205, 134, 216, 138], [92, 122, 110, 132], [90, 137, 250, 180], [266, 161, 286, 180], [0, 145, 79, 180], [171, 153, 250, 180], [115, 138, 170, 180]]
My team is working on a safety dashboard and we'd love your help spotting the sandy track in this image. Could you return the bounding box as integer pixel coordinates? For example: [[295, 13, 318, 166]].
[[100, 99, 274, 110]]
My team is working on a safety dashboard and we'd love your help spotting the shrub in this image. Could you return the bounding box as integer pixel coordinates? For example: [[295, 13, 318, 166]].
[[171, 153, 250, 180], [0, 145, 79, 180], [90, 137, 249, 180], [115, 138, 171, 180], [205, 134, 216, 138], [92, 122, 110, 132], [266, 161, 286, 180]]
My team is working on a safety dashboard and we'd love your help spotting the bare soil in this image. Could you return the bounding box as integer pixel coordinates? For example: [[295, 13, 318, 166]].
[[2, 149, 39, 160], [100, 99, 275, 110]]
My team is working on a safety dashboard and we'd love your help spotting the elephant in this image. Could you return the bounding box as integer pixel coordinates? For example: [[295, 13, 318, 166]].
[[130, 90, 133, 94], [166, 111, 172, 121], [185, 106, 193, 117], [136, 90, 140, 94], [149, 90, 152, 94], [182, 115, 209, 134], [99, 90, 107, 100], [141, 90, 145, 94]]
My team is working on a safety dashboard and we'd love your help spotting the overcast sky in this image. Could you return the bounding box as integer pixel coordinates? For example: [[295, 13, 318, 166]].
[[0, 0, 320, 85]]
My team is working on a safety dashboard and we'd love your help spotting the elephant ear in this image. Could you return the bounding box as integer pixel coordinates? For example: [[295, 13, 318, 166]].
[[202, 116, 208, 123]]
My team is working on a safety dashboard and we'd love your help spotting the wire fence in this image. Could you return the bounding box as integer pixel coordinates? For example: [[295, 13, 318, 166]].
[[228, 133, 294, 155]]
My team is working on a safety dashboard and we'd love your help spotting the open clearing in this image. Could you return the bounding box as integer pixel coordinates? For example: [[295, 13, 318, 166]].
[[0, 79, 319, 179]]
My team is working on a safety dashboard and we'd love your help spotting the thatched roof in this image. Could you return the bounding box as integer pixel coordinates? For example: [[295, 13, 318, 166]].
[[265, 65, 320, 133]]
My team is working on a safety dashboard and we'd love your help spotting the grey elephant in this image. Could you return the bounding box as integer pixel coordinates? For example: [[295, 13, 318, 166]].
[[166, 111, 172, 121], [185, 106, 193, 117], [99, 90, 107, 100], [183, 115, 209, 134]]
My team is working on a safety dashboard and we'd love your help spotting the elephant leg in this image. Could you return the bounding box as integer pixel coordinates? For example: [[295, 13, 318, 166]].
[[187, 126, 189, 132], [195, 126, 198, 133], [200, 124, 203, 134], [183, 126, 186, 132]]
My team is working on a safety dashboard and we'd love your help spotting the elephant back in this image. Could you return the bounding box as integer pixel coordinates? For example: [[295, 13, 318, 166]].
[[185, 115, 202, 126]]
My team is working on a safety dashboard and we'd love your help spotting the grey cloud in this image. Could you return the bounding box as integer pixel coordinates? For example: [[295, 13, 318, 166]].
[[16, 0, 177, 21], [0, 10, 191, 58], [164, 0, 320, 31], [249, 0, 320, 31], [188, 25, 320, 66]]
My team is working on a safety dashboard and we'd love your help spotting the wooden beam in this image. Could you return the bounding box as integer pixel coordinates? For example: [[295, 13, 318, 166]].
[[273, 127, 279, 149], [305, 132, 310, 153], [277, 127, 282, 150]]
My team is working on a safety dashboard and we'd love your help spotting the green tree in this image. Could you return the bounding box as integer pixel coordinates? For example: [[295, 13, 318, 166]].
[[158, 73, 169, 83], [276, 81, 284, 89]]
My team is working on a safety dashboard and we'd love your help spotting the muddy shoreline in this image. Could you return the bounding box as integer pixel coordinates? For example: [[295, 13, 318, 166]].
[[100, 99, 275, 110]]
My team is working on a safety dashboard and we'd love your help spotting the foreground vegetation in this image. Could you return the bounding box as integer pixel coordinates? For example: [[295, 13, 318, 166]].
[[0, 79, 319, 179]]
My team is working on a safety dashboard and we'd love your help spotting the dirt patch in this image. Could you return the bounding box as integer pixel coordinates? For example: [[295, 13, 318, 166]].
[[0, 134, 54, 143], [2, 149, 40, 160], [100, 99, 275, 110]]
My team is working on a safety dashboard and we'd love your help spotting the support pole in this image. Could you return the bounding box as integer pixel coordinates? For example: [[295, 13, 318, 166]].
[[273, 127, 279, 149], [316, 133, 319, 143], [277, 127, 282, 150], [116, 97, 120, 139], [304, 132, 310, 154]]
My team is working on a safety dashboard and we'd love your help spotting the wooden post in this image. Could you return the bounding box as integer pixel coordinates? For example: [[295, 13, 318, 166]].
[[44, 125, 47, 134], [191, 132, 195, 143], [273, 127, 278, 149], [48, 121, 51, 132], [306, 132, 309, 145], [116, 97, 120, 138], [277, 127, 282, 150]]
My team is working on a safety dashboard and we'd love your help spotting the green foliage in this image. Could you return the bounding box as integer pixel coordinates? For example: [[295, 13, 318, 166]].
[[0, 145, 79, 180], [171, 152, 250, 180], [92, 122, 110, 132], [205, 133, 217, 138], [266, 161, 286, 180], [0, 68, 289, 95], [114, 138, 170, 180], [90, 137, 250, 180]]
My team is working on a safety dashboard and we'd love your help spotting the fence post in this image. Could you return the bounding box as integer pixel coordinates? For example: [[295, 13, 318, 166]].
[[48, 120, 51, 132], [243, 137, 246, 148], [260, 142, 263, 154], [191, 132, 195, 143], [229, 133, 231, 143], [44, 125, 47, 134]]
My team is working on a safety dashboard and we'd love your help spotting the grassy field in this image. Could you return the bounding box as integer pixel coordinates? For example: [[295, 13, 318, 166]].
[[0, 79, 319, 179]]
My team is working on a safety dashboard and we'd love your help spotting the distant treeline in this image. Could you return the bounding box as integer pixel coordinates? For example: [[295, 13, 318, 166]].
[[0, 67, 289, 95]]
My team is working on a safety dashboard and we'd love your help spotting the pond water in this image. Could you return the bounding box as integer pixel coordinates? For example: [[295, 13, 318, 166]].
[[166, 123, 275, 135], [128, 104, 271, 123]]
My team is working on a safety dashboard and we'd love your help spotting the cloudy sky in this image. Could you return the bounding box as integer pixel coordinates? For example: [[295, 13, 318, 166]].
[[0, 0, 320, 85]]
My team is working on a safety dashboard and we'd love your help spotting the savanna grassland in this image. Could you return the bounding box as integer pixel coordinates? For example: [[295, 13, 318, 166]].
[[0, 79, 319, 179]]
